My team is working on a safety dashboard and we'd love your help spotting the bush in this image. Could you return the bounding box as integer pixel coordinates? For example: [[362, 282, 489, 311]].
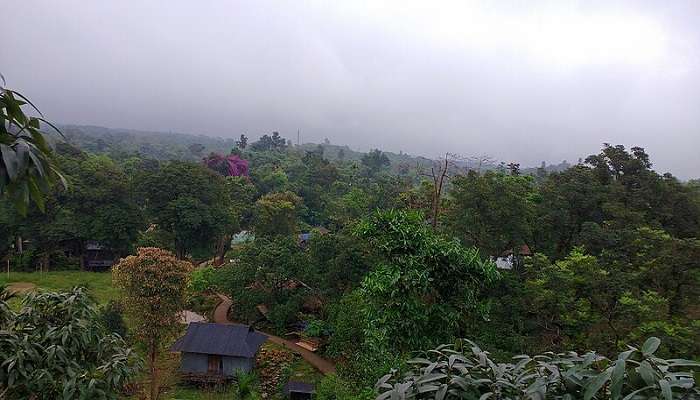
[[100, 300, 129, 339], [317, 374, 375, 400], [190, 266, 217, 292], [377, 337, 700, 400], [304, 317, 331, 337], [0, 288, 141, 399]]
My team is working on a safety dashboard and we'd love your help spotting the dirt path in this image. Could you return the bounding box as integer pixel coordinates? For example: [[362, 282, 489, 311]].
[[214, 294, 336, 375], [4, 282, 37, 296]]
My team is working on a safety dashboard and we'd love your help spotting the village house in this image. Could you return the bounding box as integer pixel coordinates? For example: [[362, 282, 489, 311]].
[[493, 244, 532, 269], [170, 322, 267, 381]]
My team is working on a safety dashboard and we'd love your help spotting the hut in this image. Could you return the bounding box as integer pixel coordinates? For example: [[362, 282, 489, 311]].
[[171, 322, 267, 381], [493, 244, 532, 269], [284, 381, 315, 400]]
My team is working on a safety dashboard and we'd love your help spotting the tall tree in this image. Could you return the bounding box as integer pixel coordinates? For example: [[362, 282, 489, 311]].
[[254, 191, 303, 237], [113, 247, 192, 400], [445, 170, 535, 256], [137, 161, 232, 259], [235, 134, 248, 149], [361, 149, 390, 175], [355, 209, 499, 352]]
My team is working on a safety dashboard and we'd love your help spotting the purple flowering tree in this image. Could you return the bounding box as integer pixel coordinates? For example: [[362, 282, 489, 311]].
[[203, 153, 249, 177]]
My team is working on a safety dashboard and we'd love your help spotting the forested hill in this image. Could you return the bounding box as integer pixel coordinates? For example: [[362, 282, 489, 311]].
[[55, 124, 572, 174]]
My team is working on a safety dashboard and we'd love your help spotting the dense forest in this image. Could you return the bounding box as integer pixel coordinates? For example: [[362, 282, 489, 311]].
[[1, 91, 699, 398], [3, 132, 699, 394]]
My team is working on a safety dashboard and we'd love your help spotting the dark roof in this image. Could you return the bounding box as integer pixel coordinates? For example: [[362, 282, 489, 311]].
[[284, 381, 315, 394], [170, 322, 267, 357], [500, 244, 532, 257]]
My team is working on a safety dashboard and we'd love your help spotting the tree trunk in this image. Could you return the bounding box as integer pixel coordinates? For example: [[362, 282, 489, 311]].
[[78, 240, 86, 270], [215, 234, 230, 266], [175, 242, 185, 260], [42, 253, 49, 273], [149, 342, 159, 400], [16, 236, 23, 254]]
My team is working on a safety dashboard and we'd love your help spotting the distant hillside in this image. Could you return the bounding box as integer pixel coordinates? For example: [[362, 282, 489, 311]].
[[51, 124, 569, 175], [54, 124, 237, 161]]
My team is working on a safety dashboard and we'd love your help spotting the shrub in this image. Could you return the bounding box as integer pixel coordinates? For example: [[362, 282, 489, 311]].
[[317, 374, 375, 400], [190, 266, 217, 292], [100, 300, 129, 339], [0, 288, 141, 399], [376, 337, 699, 400]]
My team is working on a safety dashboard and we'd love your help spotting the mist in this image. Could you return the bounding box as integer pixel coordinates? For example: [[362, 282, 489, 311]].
[[2, 0, 699, 178]]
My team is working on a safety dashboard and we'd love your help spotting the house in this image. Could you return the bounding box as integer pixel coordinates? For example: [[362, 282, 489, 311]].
[[493, 244, 532, 270], [284, 381, 315, 400], [170, 322, 267, 380], [298, 227, 330, 246], [84, 241, 116, 271]]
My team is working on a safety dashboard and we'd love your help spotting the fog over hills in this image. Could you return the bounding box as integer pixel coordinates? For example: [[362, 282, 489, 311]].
[[3, 1, 699, 178]]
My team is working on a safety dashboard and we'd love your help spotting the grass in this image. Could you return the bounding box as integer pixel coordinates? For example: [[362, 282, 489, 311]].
[[0, 270, 119, 304], [163, 386, 234, 400]]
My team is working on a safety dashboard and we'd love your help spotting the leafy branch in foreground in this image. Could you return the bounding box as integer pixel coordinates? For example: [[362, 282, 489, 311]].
[[0, 76, 66, 214], [0, 287, 141, 399], [376, 337, 699, 400]]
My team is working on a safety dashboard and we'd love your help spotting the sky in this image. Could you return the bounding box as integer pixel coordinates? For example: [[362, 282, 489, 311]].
[[2, 1, 699, 178]]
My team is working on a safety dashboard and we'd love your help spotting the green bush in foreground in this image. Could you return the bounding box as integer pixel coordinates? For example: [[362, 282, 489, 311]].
[[0, 287, 141, 399], [377, 338, 699, 400]]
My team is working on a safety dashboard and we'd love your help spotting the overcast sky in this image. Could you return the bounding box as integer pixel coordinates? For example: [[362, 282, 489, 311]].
[[2, 1, 699, 178]]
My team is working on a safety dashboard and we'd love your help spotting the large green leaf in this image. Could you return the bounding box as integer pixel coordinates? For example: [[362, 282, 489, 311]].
[[641, 337, 661, 356]]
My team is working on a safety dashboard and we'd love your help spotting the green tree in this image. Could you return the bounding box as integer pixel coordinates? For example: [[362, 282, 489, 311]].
[[355, 209, 499, 352], [360, 149, 390, 175], [218, 236, 309, 330], [235, 134, 248, 149], [137, 161, 232, 259], [253, 191, 303, 237], [445, 171, 536, 257], [0, 79, 66, 214], [112, 247, 192, 400], [0, 288, 141, 399], [58, 152, 143, 262]]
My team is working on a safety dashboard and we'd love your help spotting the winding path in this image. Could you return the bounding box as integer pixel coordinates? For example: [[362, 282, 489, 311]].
[[213, 294, 336, 375]]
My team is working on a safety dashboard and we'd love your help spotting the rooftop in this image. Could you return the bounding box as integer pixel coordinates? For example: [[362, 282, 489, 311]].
[[170, 322, 267, 358]]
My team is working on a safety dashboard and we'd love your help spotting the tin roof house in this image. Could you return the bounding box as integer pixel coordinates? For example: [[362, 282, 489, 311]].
[[493, 244, 532, 270], [171, 322, 267, 382]]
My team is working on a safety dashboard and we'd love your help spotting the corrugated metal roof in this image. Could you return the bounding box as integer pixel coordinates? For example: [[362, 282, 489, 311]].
[[170, 322, 267, 357], [285, 381, 315, 394]]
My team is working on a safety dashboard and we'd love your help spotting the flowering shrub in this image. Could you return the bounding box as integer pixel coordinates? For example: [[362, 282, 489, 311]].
[[203, 153, 249, 176]]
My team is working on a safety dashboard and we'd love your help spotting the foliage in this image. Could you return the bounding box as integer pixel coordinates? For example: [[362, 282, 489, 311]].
[[254, 191, 303, 237], [361, 149, 390, 175], [203, 152, 249, 177], [0, 287, 141, 399], [377, 337, 700, 400], [520, 239, 700, 356], [218, 236, 308, 328], [355, 209, 499, 352], [316, 374, 375, 400], [136, 161, 233, 258], [0, 79, 66, 214], [445, 171, 536, 256], [249, 131, 288, 152], [100, 300, 129, 339], [112, 247, 192, 400], [190, 266, 217, 292]]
